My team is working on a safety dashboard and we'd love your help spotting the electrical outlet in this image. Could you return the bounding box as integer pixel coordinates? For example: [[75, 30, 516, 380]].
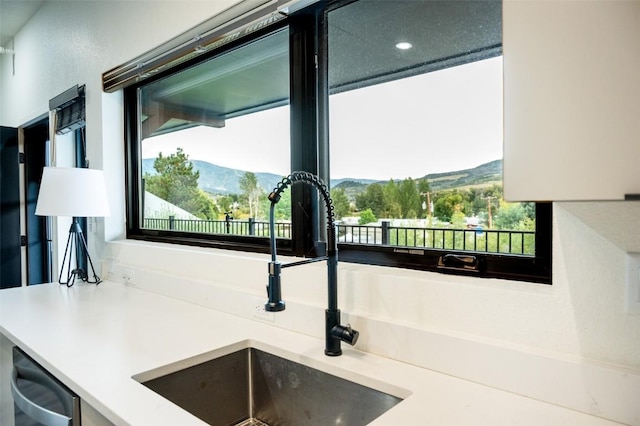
[[102, 258, 121, 282], [252, 297, 275, 322], [122, 268, 136, 286], [625, 253, 640, 314], [102, 261, 115, 280]]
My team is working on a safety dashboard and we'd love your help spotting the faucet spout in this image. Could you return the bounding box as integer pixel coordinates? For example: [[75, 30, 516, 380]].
[[264, 171, 359, 356]]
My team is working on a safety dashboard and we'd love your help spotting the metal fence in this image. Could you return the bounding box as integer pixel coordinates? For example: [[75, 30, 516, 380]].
[[337, 222, 534, 255], [144, 217, 291, 238], [144, 217, 535, 255]]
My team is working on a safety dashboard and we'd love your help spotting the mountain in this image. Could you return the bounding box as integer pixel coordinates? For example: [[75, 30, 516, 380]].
[[332, 178, 378, 188], [142, 159, 285, 195], [142, 158, 503, 195], [332, 179, 373, 201], [332, 160, 503, 193], [421, 159, 502, 191]]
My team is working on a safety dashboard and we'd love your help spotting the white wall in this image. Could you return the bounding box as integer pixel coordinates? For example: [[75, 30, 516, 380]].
[[102, 206, 639, 369], [1, 1, 639, 422], [0, 0, 241, 262]]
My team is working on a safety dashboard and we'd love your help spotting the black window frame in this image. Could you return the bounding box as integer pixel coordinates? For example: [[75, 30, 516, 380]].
[[123, 19, 296, 257], [124, 0, 552, 284]]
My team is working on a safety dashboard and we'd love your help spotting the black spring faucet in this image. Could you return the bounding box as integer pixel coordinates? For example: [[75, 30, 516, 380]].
[[265, 171, 359, 356]]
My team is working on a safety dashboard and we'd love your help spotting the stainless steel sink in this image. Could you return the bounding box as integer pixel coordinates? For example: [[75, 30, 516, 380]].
[[137, 347, 403, 426]]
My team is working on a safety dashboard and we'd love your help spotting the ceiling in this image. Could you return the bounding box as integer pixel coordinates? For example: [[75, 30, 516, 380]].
[[140, 0, 501, 137], [2, 0, 501, 128], [0, 0, 45, 47], [328, 0, 501, 93]]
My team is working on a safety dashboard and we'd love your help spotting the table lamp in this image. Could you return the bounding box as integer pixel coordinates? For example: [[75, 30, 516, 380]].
[[35, 167, 110, 286]]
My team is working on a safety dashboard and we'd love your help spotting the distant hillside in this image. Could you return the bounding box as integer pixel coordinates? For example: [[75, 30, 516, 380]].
[[142, 159, 284, 195], [332, 160, 503, 196], [421, 159, 502, 191], [332, 179, 376, 200], [332, 178, 378, 188], [142, 158, 502, 196]]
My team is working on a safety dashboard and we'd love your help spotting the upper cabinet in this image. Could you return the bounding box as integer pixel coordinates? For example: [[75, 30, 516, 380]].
[[503, 0, 640, 201]]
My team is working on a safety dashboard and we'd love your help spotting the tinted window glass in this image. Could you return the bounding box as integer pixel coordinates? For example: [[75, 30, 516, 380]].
[[138, 29, 290, 238]]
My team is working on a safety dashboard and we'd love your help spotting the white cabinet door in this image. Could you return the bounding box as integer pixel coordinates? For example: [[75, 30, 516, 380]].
[[503, 0, 640, 201]]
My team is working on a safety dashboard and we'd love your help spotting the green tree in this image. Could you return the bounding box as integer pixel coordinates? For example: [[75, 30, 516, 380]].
[[467, 185, 503, 218], [356, 183, 386, 217], [397, 178, 421, 218], [382, 180, 402, 218], [260, 188, 291, 222], [331, 187, 351, 219], [451, 210, 466, 228], [467, 187, 484, 217], [358, 208, 377, 225], [434, 190, 464, 223], [520, 202, 536, 221], [217, 194, 241, 219], [144, 148, 218, 219], [239, 171, 263, 219], [494, 202, 535, 231], [146, 148, 198, 198], [417, 179, 431, 218]]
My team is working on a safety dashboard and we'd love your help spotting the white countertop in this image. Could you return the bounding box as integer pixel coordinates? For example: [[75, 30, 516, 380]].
[[0, 281, 622, 425]]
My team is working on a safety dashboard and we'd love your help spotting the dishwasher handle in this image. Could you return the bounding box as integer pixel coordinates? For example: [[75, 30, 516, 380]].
[[11, 365, 73, 426]]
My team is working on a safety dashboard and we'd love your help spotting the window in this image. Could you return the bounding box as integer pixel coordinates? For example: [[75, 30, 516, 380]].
[[123, 0, 551, 283], [125, 26, 293, 253], [325, 0, 551, 283]]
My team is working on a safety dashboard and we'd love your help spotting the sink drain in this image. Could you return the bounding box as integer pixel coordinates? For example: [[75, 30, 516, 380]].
[[234, 419, 271, 426]]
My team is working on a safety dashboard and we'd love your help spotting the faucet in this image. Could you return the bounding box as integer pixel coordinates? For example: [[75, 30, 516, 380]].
[[265, 171, 359, 356]]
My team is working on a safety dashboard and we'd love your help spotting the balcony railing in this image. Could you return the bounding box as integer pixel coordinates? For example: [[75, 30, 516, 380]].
[[337, 222, 534, 255], [144, 217, 291, 238], [144, 216, 535, 255]]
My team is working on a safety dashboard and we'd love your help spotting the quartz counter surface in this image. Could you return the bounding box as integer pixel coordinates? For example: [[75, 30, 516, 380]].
[[0, 281, 621, 425]]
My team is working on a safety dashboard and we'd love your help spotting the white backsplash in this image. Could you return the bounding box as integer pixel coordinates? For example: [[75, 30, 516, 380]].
[[103, 203, 640, 424]]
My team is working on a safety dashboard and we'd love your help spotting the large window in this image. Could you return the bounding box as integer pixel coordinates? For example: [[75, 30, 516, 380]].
[[325, 0, 550, 282], [123, 0, 551, 283], [126, 26, 292, 252]]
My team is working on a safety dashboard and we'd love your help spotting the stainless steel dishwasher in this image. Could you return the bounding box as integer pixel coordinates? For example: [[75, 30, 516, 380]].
[[11, 346, 80, 426]]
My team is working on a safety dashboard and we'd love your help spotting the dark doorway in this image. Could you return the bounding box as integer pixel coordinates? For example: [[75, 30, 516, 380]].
[[23, 119, 52, 285], [0, 126, 22, 289]]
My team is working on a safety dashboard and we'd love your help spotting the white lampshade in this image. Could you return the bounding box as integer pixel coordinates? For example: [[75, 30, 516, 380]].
[[35, 167, 111, 217]]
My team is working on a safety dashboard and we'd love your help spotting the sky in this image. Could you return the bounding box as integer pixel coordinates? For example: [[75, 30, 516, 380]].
[[141, 56, 503, 181]]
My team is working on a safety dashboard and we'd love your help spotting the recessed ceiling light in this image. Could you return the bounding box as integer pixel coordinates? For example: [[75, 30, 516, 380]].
[[395, 42, 413, 50]]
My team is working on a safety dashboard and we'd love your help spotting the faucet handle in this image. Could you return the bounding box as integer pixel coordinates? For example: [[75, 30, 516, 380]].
[[345, 324, 359, 346], [331, 323, 360, 346]]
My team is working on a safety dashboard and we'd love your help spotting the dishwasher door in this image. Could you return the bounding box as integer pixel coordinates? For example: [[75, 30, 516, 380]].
[[11, 347, 80, 426]]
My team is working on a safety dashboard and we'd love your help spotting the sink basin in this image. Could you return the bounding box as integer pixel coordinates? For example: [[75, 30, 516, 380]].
[[136, 345, 404, 426]]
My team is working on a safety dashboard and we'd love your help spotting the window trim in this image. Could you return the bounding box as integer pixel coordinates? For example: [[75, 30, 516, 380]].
[[123, 0, 552, 284]]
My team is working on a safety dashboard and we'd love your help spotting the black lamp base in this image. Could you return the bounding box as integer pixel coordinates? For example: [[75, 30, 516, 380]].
[[59, 220, 101, 287]]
